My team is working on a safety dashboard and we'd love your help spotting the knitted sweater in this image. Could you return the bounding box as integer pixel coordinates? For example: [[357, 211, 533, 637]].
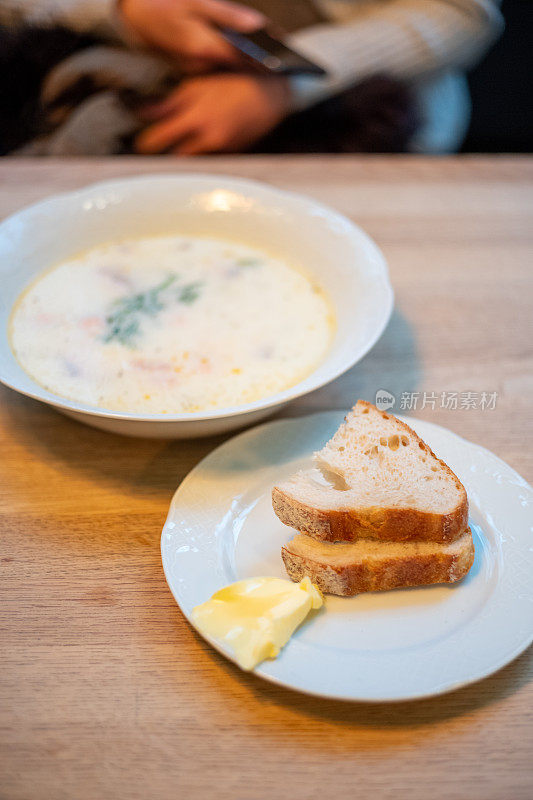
[[0, 0, 504, 151]]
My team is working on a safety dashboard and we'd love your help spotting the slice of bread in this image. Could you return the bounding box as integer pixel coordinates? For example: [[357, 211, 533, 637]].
[[282, 528, 474, 596], [272, 400, 468, 544]]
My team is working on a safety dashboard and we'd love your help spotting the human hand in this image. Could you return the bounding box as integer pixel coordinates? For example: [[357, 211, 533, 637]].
[[135, 73, 291, 154], [119, 0, 265, 73]]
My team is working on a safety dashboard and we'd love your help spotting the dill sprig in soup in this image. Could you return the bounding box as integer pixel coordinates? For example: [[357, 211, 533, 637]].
[[103, 274, 202, 347]]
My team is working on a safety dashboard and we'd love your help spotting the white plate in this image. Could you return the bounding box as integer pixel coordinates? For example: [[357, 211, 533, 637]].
[[161, 412, 533, 701], [0, 175, 392, 438]]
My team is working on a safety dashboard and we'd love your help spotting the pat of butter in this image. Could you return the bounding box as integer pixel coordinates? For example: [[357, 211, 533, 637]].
[[191, 576, 323, 671]]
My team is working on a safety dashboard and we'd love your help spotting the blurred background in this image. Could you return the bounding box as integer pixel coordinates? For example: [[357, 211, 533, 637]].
[[0, 0, 531, 157], [462, 1, 532, 153]]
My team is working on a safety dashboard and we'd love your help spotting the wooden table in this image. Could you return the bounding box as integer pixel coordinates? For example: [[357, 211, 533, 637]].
[[1, 157, 532, 800]]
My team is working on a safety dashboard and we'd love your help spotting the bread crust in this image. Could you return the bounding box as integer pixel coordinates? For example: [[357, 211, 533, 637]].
[[272, 401, 468, 544], [281, 530, 475, 597], [272, 487, 468, 543]]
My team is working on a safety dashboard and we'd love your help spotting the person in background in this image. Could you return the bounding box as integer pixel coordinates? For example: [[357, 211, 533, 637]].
[[120, 0, 504, 154], [0, 0, 503, 155]]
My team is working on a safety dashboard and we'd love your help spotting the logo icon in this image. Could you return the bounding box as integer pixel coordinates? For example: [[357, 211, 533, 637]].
[[375, 389, 395, 411]]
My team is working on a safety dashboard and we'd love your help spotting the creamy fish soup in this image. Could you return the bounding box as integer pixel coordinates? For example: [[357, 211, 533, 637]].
[[10, 236, 334, 414]]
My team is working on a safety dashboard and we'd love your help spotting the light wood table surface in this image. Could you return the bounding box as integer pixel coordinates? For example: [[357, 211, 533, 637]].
[[1, 157, 532, 800]]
